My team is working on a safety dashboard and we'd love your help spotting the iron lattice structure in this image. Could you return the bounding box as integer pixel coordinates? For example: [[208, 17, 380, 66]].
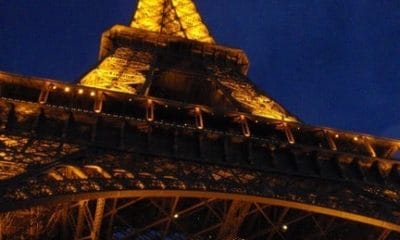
[[1, 1, 400, 239]]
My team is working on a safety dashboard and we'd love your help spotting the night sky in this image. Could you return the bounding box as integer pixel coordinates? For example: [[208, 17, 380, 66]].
[[0, 1, 399, 138]]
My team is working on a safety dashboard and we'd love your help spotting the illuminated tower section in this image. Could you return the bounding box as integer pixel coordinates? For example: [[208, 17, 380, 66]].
[[0, 1, 399, 239]]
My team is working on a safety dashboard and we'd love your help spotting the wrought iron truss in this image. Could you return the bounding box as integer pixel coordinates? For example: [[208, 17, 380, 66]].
[[2, 197, 397, 239], [78, 25, 297, 122], [0, 75, 400, 238], [131, 0, 215, 43], [1, 0, 400, 239]]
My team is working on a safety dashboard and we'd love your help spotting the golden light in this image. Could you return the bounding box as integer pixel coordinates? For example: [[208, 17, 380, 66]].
[[130, 0, 215, 43], [354, 136, 359, 141], [52, 85, 57, 90], [239, 115, 251, 137], [173, 213, 179, 219], [64, 87, 70, 93], [146, 99, 154, 122], [281, 224, 288, 232], [194, 107, 204, 130], [78, 89, 84, 95], [335, 134, 339, 139], [90, 91, 96, 97], [76, 0, 298, 123], [79, 48, 147, 94]]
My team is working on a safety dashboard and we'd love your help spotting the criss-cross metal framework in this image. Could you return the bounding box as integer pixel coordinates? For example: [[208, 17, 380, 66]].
[[0, 74, 400, 238], [1, 0, 400, 239], [131, 0, 214, 43]]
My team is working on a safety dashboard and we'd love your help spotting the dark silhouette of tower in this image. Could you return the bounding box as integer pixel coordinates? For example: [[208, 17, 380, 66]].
[[0, 1, 399, 239]]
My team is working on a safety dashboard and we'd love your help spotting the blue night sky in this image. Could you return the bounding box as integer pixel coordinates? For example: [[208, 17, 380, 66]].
[[0, 0, 399, 139]]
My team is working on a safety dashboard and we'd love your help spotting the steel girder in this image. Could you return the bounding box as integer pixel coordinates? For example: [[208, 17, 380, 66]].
[[1, 79, 400, 239], [0, 195, 399, 239], [0, 152, 399, 232]]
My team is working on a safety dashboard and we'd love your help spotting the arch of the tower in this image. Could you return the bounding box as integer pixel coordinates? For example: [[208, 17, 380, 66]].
[[1, 193, 398, 240], [1, 155, 399, 239]]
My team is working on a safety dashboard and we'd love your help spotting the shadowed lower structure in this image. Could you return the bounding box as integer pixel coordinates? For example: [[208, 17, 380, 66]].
[[0, 0, 400, 239]]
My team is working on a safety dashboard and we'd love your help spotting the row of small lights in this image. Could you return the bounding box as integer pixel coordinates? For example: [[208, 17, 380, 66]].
[[54, 85, 363, 143], [335, 133, 360, 141], [59, 86, 97, 97]]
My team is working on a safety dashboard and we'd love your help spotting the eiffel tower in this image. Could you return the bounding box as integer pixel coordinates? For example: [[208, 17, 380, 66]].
[[0, 0, 399, 239]]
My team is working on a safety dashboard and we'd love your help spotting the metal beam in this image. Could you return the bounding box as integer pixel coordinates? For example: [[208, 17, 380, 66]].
[[61, 203, 70, 240], [74, 201, 86, 240], [106, 199, 117, 240], [266, 207, 289, 240], [162, 197, 179, 239], [378, 230, 391, 240], [216, 200, 251, 240], [90, 198, 105, 240]]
